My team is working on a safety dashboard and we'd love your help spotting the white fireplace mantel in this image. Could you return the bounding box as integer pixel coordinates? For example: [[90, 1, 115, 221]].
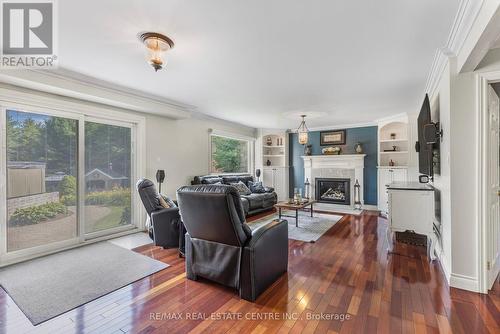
[[301, 154, 366, 209], [301, 154, 366, 169]]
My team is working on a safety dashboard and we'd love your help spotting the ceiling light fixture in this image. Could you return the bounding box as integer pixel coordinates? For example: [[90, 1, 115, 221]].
[[138, 32, 174, 72], [296, 115, 309, 145]]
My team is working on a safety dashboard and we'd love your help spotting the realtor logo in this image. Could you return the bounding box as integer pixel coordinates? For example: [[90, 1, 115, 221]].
[[1, 0, 57, 68]]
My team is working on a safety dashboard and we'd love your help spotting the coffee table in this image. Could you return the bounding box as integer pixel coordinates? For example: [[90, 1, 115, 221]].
[[275, 200, 316, 227]]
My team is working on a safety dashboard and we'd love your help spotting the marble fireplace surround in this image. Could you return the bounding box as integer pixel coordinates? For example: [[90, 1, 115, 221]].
[[302, 155, 366, 208]]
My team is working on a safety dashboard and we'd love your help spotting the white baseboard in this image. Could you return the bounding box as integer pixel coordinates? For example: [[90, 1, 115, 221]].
[[363, 205, 379, 211], [450, 273, 479, 292], [434, 242, 451, 284]]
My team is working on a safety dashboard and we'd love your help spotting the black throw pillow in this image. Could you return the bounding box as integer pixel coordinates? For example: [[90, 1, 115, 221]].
[[248, 181, 266, 193]]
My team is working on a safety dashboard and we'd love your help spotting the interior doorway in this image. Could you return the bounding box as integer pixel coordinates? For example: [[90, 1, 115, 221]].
[[484, 82, 500, 289]]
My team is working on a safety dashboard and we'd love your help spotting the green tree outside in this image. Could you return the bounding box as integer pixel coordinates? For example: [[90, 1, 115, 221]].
[[211, 136, 248, 173]]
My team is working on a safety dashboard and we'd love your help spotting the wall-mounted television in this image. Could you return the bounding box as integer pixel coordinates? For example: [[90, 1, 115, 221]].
[[416, 94, 433, 176]]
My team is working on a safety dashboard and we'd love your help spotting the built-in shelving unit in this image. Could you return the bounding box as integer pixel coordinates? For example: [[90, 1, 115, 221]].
[[380, 151, 408, 154], [261, 134, 287, 167], [378, 121, 409, 167], [377, 115, 410, 215], [379, 139, 408, 143], [256, 130, 289, 201]]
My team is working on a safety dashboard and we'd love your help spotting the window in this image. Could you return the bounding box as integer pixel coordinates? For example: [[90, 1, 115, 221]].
[[2, 104, 141, 263], [84, 121, 132, 233], [6, 110, 78, 252], [210, 134, 250, 174], [5, 110, 136, 252]]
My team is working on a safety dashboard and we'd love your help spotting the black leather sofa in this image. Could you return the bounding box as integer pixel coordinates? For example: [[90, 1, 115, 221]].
[[177, 184, 288, 301], [191, 174, 277, 216]]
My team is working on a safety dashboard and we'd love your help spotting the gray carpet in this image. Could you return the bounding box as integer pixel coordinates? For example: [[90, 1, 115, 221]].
[[249, 211, 343, 242], [0, 241, 168, 325]]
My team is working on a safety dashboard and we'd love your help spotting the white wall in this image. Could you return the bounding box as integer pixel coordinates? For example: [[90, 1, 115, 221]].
[[449, 63, 479, 288], [422, 56, 480, 290], [475, 48, 500, 71], [420, 1, 500, 293], [144, 114, 256, 199], [429, 61, 452, 281]]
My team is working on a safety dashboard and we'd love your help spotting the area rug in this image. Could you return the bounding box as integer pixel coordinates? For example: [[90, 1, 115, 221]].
[[0, 241, 168, 325], [248, 211, 343, 242]]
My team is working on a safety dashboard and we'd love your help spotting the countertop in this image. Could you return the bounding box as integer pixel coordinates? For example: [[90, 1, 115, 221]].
[[387, 182, 435, 191]]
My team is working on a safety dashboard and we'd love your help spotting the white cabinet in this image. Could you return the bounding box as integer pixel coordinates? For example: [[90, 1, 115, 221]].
[[387, 183, 437, 260], [263, 167, 288, 201], [262, 169, 273, 187], [378, 167, 407, 216]]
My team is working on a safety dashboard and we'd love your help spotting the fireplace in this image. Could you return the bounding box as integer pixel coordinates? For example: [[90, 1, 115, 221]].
[[315, 178, 350, 205]]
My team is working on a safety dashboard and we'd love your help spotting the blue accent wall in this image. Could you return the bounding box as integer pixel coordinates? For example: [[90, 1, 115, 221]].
[[289, 126, 378, 205]]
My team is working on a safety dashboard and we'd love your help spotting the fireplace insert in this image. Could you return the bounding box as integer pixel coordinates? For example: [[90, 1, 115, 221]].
[[315, 178, 350, 205]]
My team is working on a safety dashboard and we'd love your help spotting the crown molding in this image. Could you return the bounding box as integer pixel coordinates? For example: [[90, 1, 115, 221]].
[[424, 0, 484, 96], [306, 113, 409, 132], [374, 112, 408, 124], [0, 67, 195, 119], [190, 110, 257, 134]]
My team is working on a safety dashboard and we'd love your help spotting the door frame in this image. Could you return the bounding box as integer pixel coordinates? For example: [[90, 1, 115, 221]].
[[0, 84, 146, 266], [477, 70, 500, 293]]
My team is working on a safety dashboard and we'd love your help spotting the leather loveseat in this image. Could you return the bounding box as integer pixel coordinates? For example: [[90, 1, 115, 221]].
[[177, 184, 288, 301], [192, 174, 277, 216]]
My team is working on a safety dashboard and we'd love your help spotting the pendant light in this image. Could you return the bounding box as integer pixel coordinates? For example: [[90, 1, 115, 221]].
[[297, 115, 309, 145]]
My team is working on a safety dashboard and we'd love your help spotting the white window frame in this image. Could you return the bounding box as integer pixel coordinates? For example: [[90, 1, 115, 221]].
[[0, 84, 146, 265], [208, 129, 255, 175], [83, 116, 138, 240]]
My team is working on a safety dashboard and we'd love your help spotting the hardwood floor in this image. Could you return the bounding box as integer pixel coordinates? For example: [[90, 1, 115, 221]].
[[1, 210, 500, 333]]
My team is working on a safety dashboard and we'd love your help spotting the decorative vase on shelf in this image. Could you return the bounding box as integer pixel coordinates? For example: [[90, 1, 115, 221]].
[[266, 159, 271, 166], [355, 142, 363, 154], [266, 137, 272, 146], [389, 159, 395, 166], [390, 133, 396, 140]]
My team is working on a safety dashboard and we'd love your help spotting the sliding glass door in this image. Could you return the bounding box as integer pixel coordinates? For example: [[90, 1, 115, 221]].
[[2, 107, 138, 260], [84, 121, 132, 235], [6, 110, 78, 252]]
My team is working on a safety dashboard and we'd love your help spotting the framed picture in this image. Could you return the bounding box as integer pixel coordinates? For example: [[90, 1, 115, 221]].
[[320, 130, 346, 146]]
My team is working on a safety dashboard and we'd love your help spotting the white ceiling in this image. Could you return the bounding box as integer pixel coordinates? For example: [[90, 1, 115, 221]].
[[58, 0, 459, 129]]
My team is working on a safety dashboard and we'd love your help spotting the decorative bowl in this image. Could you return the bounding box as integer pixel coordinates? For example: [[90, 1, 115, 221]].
[[322, 146, 341, 155]]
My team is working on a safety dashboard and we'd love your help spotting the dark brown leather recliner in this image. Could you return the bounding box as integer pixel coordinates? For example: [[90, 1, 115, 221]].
[[177, 184, 288, 302], [136, 178, 185, 254]]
